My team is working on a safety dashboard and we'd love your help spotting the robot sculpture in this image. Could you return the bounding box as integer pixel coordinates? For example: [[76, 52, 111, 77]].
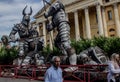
[[44, 1, 77, 65], [9, 6, 44, 66], [77, 46, 108, 65], [9, 6, 33, 54]]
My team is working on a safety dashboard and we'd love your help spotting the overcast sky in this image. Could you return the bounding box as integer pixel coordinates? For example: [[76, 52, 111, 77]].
[[0, 0, 45, 40]]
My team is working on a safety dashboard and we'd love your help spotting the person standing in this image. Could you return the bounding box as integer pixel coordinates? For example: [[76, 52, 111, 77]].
[[44, 56, 63, 82], [107, 53, 120, 82]]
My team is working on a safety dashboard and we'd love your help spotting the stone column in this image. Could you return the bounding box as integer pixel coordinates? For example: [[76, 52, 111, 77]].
[[36, 24, 40, 36], [102, 7, 108, 37], [96, 4, 104, 36], [84, 7, 91, 39], [43, 21, 46, 46], [74, 10, 80, 41], [49, 31, 53, 50], [114, 3, 120, 37], [66, 13, 69, 21]]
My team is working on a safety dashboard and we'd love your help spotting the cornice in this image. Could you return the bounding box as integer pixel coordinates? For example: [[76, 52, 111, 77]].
[[103, 0, 120, 6], [65, 0, 103, 13]]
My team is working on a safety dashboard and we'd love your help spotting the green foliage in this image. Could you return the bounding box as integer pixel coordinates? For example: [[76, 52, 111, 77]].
[[71, 39, 92, 54], [42, 45, 62, 57], [92, 36, 107, 49], [0, 46, 18, 65], [42, 45, 52, 57], [42, 45, 62, 62], [103, 37, 120, 56], [52, 46, 62, 56], [1, 36, 120, 64], [71, 36, 120, 57]]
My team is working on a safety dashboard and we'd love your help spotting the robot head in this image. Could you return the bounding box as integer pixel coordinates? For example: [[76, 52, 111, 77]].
[[22, 6, 32, 26], [19, 50, 24, 56], [79, 53, 90, 63]]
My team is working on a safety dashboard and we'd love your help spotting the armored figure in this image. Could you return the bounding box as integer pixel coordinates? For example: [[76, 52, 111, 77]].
[[9, 6, 44, 66], [9, 6, 33, 55], [44, 1, 77, 65]]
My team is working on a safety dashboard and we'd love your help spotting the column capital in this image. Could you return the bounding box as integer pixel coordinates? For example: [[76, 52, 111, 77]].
[[72, 9, 78, 13], [113, 3, 118, 7], [83, 6, 89, 10], [101, 6, 106, 9], [96, 3, 101, 9], [84, 7, 89, 15], [80, 5, 88, 10], [95, 2, 100, 6]]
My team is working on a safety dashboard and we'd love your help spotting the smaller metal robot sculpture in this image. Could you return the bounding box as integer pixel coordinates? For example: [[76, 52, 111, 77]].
[[71, 46, 108, 81], [44, 0, 77, 65], [77, 46, 108, 73]]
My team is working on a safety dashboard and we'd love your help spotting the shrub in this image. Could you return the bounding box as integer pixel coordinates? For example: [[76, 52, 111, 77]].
[[0, 46, 18, 65]]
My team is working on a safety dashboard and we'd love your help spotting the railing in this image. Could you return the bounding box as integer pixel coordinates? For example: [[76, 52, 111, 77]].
[[0, 64, 108, 82]]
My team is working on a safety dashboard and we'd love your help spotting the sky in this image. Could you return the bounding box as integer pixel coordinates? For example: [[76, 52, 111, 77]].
[[0, 0, 45, 40]]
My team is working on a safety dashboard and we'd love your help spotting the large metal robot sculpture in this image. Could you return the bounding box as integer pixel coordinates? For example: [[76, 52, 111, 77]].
[[44, 1, 77, 65], [9, 6, 44, 66]]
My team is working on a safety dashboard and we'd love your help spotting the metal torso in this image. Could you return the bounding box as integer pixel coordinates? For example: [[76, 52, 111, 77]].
[[17, 24, 30, 39], [52, 9, 68, 27]]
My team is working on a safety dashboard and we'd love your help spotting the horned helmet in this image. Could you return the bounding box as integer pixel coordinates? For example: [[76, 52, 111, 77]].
[[22, 5, 32, 26]]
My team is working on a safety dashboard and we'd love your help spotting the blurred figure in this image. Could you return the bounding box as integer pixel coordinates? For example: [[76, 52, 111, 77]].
[[44, 56, 63, 82], [1, 68, 14, 77], [1, 35, 11, 49], [107, 53, 120, 82]]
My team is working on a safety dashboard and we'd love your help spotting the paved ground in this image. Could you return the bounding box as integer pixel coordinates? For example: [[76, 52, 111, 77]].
[[0, 77, 43, 82]]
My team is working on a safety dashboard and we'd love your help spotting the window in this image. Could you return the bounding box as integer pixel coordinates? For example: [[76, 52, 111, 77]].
[[108, 10, 112, 20], [109, 28, 115, 32], [110, 34, 115, 37], [105, 0, 110, 2], [96, 14, 98, 23]]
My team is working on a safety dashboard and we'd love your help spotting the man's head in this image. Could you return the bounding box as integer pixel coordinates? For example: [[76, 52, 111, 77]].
[[52, 56, 61, 69], [22, 6, 32, 26]]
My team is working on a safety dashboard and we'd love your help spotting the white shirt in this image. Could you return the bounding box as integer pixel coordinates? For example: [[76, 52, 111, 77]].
[[107, 61, 120, 82]]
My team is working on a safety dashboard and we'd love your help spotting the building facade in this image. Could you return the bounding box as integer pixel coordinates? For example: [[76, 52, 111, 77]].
[[33, 0, 120, 47]]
